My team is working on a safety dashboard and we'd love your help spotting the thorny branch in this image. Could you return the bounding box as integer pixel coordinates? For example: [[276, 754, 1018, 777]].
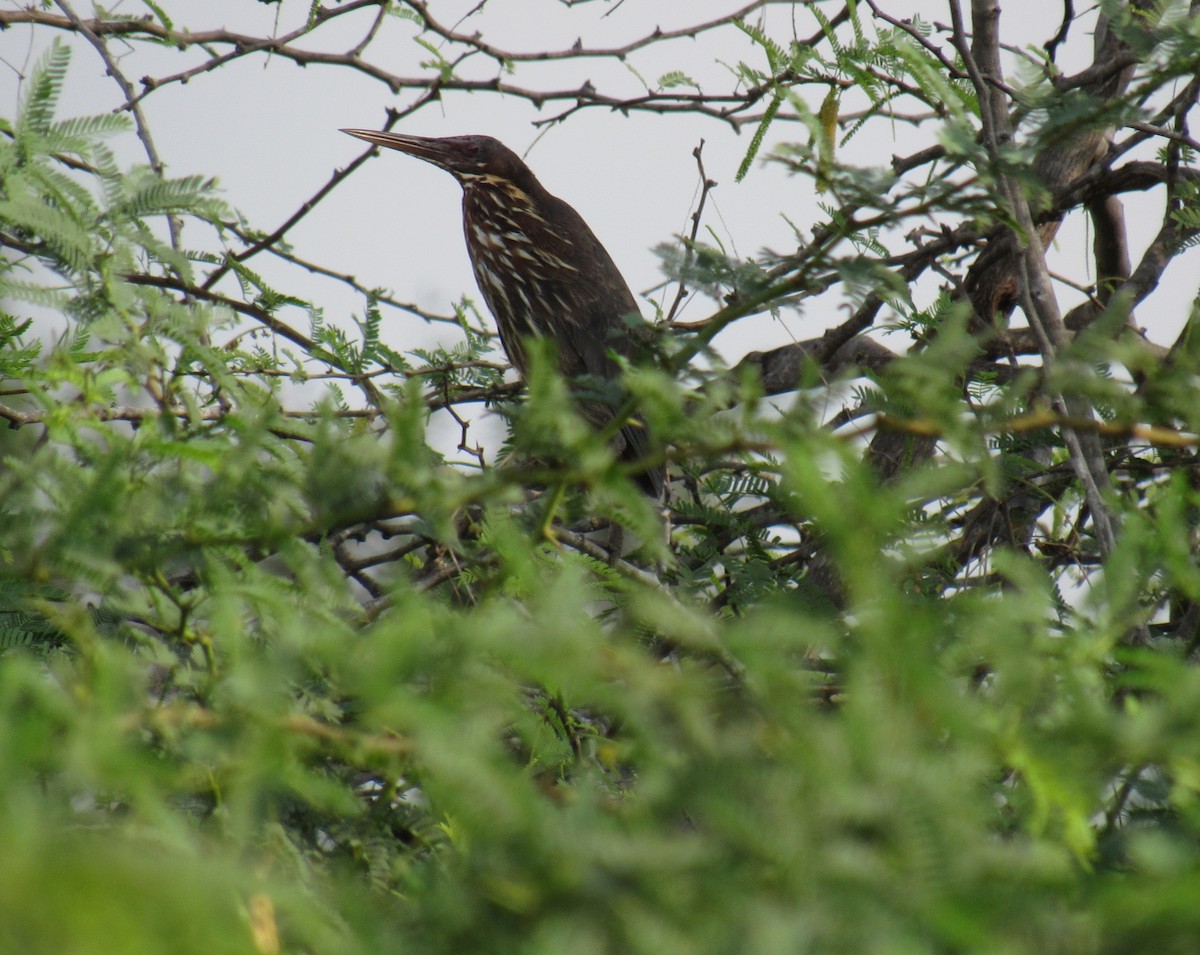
[[0, 3, 809, 129], [665, 140, 718, 325]]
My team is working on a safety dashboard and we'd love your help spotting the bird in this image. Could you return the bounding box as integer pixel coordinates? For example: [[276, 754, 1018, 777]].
[[341, 129, 663, 499]]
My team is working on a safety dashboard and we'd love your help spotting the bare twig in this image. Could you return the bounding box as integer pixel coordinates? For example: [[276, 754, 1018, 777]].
[[664, 140, 717, 324]]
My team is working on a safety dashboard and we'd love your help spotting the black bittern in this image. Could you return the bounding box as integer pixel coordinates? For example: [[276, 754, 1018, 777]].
[[342, 129, 663, 498]]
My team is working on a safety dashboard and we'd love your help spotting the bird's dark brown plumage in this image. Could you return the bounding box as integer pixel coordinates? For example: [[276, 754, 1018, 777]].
[[342, 129, 662, 498]]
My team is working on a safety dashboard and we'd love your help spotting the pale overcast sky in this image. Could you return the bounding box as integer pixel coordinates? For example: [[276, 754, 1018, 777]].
[[2, 0, 1194, 382]]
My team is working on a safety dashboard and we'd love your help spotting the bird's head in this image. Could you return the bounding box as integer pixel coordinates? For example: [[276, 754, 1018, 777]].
[[342, 129, 528, 184]]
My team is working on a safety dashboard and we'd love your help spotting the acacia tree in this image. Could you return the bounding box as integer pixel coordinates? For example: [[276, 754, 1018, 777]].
[[2, 1, 1200, 952]]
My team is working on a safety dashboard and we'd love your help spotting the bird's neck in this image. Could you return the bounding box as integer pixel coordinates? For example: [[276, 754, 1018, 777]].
[[461, 177, 548, 226]]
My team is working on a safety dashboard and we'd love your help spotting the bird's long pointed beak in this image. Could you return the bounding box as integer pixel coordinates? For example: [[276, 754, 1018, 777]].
[[341, 129, 448, 164]]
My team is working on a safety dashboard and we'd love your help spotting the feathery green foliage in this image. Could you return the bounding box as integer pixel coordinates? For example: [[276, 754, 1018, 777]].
[[4, 4, 1200, 954]]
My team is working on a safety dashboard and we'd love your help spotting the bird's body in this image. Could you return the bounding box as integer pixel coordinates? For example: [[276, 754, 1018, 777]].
[[342, 130, 661, 497]]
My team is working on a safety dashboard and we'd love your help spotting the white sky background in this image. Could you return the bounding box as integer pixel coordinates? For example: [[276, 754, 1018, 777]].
[[2, 0, 1196, 458]]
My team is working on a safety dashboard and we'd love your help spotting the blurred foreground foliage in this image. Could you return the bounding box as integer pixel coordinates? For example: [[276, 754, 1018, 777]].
[[4, 4, 1200, 954]]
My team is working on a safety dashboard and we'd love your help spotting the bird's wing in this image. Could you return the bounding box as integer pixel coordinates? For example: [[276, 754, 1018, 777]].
[[540, 197, 663, 497]]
